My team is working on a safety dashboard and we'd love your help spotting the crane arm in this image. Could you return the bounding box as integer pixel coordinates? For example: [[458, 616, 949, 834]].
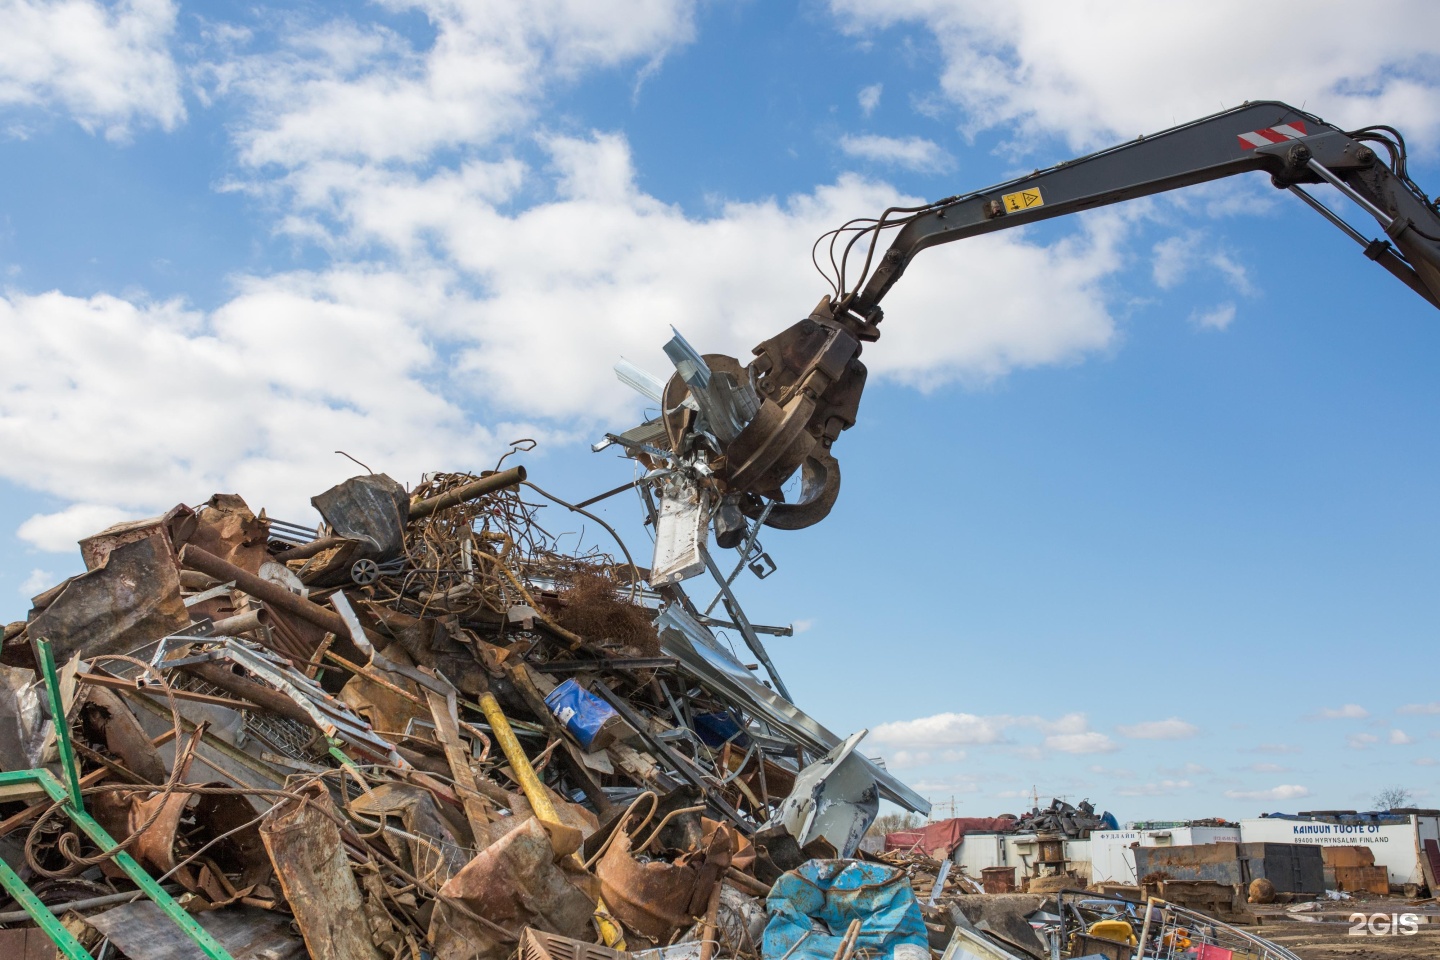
[[849, 100, 1440, 315], [661, 101, 1440, 533]]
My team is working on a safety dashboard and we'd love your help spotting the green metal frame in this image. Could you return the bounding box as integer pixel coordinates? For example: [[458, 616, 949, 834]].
[[0, 851, 93, 959], [0, 639, 237, 960]]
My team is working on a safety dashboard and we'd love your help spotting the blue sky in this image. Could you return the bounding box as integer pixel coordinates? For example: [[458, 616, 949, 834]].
[[1, 0, 1438, 820]]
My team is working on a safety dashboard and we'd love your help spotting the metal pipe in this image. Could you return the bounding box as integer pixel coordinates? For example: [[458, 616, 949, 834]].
[[1307, 158, 1394, 226], [1136, 897, 1156, 958], [210, 607, 266, 636], [474, 690, 558, 824], [409, 467, 527, 519], [0, 884, 183, 923], [177, 661, 316, 727], [1287, 184, 1372, 246], [179, 545, 351, 640]]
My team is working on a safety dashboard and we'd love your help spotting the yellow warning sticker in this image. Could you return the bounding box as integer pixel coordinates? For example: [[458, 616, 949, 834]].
[[1001, 187, 1044, 213]]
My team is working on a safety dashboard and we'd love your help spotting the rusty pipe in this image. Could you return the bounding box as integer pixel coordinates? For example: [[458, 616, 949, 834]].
[[176, 661, 317, 728], [408, 466, 527, 519], [179, 545, 351, 639], [210, 607, 266, 636]]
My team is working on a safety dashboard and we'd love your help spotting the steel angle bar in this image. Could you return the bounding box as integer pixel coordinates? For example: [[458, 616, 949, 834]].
[[699, 551, 790, 700], [694, 616, 793, 637], [654, 604, 930, 815], [703, 500, 775, 616], [155, 635, 402, 766], [0, 854, 93, 959], [33, 638, 83, 812]]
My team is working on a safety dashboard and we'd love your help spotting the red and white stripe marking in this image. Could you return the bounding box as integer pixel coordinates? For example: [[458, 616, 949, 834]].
[[1237, 120, 1308, 149]]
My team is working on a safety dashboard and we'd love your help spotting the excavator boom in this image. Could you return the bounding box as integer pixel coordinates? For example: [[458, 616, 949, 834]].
[[649, 101, 1440, 537]]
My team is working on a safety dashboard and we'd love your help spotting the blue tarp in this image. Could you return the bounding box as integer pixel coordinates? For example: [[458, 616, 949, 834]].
[[543, 679, 617, 750], [762, 860, 927, 960]]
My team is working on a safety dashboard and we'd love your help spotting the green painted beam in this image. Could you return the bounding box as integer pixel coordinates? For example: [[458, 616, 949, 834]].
[[32, 638, 83, 813], [0, 758, 238, 958], [0, 854, 94, 960]]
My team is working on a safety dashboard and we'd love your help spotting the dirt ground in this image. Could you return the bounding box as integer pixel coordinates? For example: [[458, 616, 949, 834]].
[[1254, 922, 1440, 960]]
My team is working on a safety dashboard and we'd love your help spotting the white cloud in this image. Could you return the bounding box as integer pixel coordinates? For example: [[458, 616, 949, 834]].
[[872, 709, 1115, 755], [17, 503, 140, 553], [1390, 729, 1415, 745], [872, 711, 1014, 748], [1248, 763, 1291, 774], [1399, 703, 1440, 715], [1347, 732, 1380, 750], [1190, 302, 1236, 331], [838, 133, 953, 172], [206, 0, 698, 169], [1045, 731, 1117, 755], [1152, 234, 1198, 290], [0, 0, 184, 139], [0, 277, 523, 529], [1225, 784, 1311, 802], [887, 748, 967, 769], [1151, 234, 1254, 303], [1207, 251, 1255, 296], [791, 618, 814, 634], [1038, 712, 1116, 753], [272, 134, 1129, 406], [1118, 779, 1192, 797], [1415, 758, 1438, 767], [828, 1, 1440, 150], [1318, 704, 1369, 719], [1116, 718, 1199, 740], [858, 82, 882, 117], [18, 568, 53, 597]]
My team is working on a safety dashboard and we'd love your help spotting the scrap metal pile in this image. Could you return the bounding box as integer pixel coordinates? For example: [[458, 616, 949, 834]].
[[0, 461, 929, 960]]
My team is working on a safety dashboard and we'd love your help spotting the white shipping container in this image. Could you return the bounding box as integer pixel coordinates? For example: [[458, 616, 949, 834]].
[[1239, 816, 1440, 887], [1088, 826, 1242, 884]]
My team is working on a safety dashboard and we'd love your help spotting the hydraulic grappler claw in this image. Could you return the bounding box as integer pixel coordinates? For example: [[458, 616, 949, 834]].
[[656, 100, 1440, 534]]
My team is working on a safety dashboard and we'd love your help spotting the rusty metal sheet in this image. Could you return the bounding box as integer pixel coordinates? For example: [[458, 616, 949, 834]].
[[78, 505, 195, 573], [80, 684, 168, 783], [349, 782, 469, 887], [259, 783, 383, 960], [0, 927, 66, 959], [595, 821, 738, 947], [185, 493, 272, 574], [88, 901, 306, 960], [20, 535, 188, 667], [430, 816, 598, 960], [311, 474, 409, 562]]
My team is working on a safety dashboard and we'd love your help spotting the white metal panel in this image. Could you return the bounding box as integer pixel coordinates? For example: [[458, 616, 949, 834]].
[[955, 833, 1006, 875], [1239, 816, 1421, 885], [1087, 828, 1241, 883]]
